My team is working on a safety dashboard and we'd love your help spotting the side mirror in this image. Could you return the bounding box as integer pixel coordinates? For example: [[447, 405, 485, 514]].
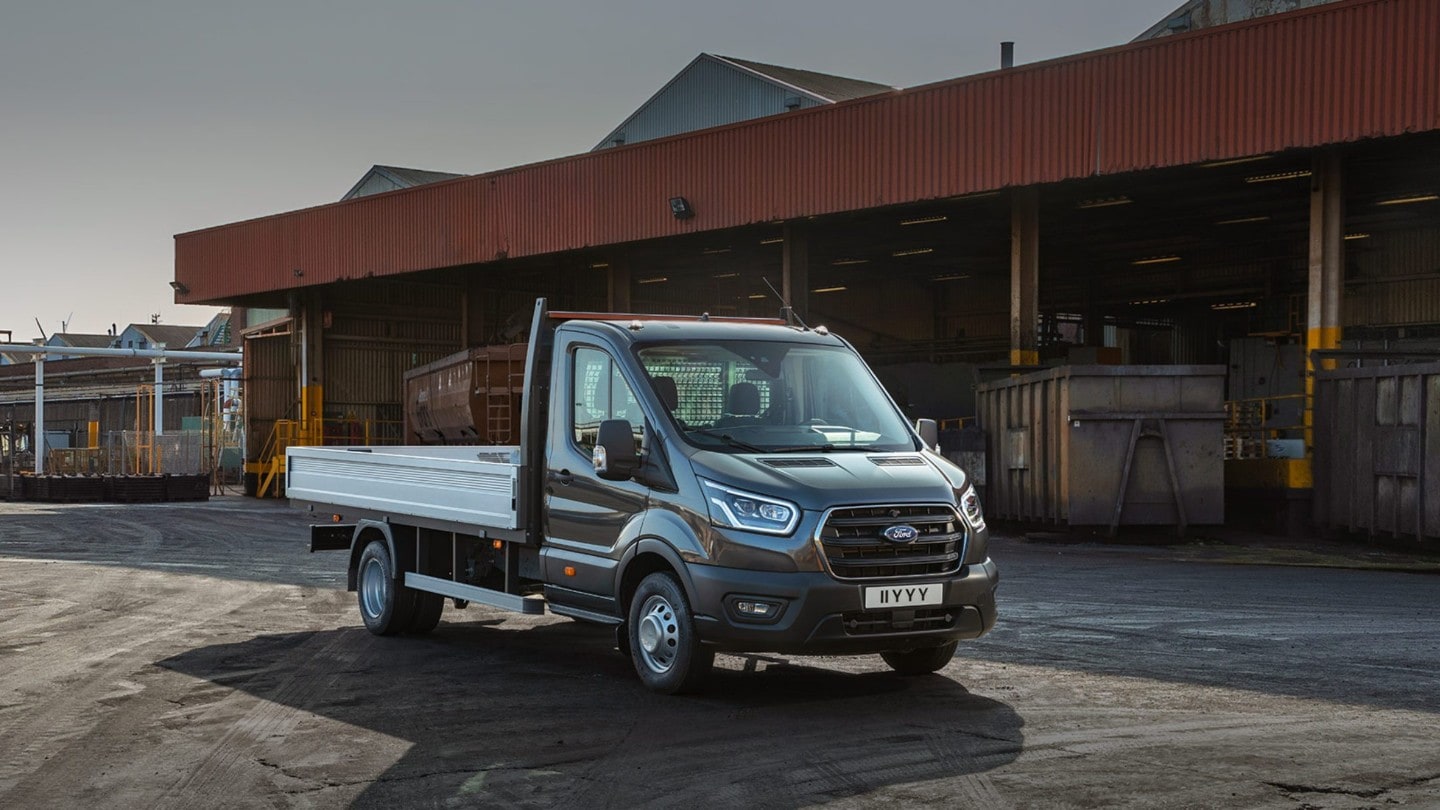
[[915, 418, 939, 452], [594, 419, 640, 481]]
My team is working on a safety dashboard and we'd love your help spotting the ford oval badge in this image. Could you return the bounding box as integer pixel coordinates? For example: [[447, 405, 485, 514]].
[[882, 524, 919, 543]]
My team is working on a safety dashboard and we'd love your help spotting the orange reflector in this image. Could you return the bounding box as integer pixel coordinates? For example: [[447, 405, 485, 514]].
[[492, 540, 503, 550], [563, 566, 577, 577]]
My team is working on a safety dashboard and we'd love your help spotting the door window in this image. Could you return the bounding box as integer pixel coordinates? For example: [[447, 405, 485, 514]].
[[572, 347, 644, 456]]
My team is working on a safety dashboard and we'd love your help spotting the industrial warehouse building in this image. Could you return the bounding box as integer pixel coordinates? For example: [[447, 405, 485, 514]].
[[170, 0, 1438, 539]]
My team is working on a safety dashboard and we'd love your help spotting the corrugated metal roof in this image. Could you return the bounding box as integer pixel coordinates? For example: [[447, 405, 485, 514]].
[[176, 0, 1440, 304], [129, 324, 205, 348], [47, 333, 116, 349], [712, 55, 895, 102]]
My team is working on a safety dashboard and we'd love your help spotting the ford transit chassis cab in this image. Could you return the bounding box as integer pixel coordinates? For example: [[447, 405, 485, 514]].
[[289, 300, 998, 693]]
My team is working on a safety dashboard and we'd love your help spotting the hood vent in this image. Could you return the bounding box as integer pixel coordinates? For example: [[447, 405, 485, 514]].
[[869, 456, 926, 466], [761, 457, 837, 468]]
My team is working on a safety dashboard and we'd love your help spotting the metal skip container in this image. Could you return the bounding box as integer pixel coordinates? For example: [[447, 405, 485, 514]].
[[1313, 361, 1440, 546], [975, 365, 1226, 533]]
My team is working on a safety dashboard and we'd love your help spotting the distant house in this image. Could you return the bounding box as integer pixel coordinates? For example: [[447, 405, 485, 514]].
[[1134, 0, 1342, 39], [186, 310, 237, 348], [114, 323, 205, 351], [342, 165, 466, 201], [44, 333, 117, 360], [593, 53, 894, 151], [0, 347, 32, 366]]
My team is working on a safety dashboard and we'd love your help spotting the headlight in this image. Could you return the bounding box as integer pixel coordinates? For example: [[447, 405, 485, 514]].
[[960, 484, 986, 530], [699, 478, 800, 536]]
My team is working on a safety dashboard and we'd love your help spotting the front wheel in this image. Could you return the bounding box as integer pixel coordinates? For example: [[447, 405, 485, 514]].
[[881, 640, 958, 675], [357, 540, 414, 635], [628, 572, 713, 694]]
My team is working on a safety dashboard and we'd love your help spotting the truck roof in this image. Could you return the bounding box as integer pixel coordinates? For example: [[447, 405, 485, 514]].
[[558, 314, 846, 347]]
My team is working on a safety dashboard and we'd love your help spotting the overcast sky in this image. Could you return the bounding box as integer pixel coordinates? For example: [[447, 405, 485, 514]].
[[1, 0, 1171, 340]]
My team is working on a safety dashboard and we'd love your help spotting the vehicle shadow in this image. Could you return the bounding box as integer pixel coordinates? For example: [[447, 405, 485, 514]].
[[157, 616, 1024, 808]]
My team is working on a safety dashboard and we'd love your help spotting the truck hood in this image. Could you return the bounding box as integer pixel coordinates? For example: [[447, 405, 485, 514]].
[[689, 450, 964, 511]]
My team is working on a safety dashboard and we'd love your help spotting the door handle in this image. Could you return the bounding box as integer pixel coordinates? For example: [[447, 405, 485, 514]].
[[548, 469, 573, 486]]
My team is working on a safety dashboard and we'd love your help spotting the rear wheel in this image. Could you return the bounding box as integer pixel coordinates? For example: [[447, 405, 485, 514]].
[[628, 572, 713, 694], [881, 640, 958, 675], [357, 540, 413, 635], [407, 592, 445, 634]]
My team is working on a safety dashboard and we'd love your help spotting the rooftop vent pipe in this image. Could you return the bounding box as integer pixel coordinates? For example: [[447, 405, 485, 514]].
[[1001, 42, 1014, 69]]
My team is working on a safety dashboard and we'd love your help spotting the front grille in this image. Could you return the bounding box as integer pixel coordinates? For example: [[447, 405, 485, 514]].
[[817, 504, 964, 580], [842, 608, 957, 635]]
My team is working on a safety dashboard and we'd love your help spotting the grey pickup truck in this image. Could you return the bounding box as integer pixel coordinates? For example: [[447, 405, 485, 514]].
[[290, 299, 998, 693]]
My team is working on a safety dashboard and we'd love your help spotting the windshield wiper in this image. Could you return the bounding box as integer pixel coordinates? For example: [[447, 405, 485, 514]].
[[686, 428, 768, 453], [767, 444, 836, 453]]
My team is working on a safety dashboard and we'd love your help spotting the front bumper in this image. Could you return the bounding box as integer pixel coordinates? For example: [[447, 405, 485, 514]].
[[687, 559, 999, 655]]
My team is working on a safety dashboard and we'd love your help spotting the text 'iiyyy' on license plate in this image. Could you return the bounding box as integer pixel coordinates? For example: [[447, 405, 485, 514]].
[[863, 583, 943, 609]]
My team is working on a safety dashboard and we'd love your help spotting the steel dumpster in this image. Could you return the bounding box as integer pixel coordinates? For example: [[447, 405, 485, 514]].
[[1313, 361, 1440, 546], [975, 365, 1226, 532]]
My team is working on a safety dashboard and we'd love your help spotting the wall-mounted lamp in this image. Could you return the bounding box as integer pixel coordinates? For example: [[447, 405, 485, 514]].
[[669, 196, 694, 220], [293, 268, 305, 278], [168, 281, 189, 294]]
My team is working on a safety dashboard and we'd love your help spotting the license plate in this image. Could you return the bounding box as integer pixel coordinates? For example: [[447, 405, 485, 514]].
[[863, 582, 943, 610]]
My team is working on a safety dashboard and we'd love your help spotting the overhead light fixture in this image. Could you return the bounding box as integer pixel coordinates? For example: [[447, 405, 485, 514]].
[[168, 281, 189, 294], [1129, 298, 1170, 305], [759, 237, 784, 245], [892, 247, 934, 257], [1077, 196, 1132, 209], [1132, 255, 1181, 266], [588, 261, 610, 269], [1201, 155, 1272, 168], [713, 272, 740, 279], [1245, 170, 1311, 183], [812, 286, 847, 294], [1215, 216, 1271, 225], [932, 273, 971, 282], [702, 247, 732, 255], [747, 293, 767, 299], [1376, 193, 1439, 206], [1344, 232, 1371, 240], [1211, 301, 1258, 311], [637, 276, 668, 285], [900, 215, 948, 226], [832, 258, 870, 266], [669, 196, 694, 220]]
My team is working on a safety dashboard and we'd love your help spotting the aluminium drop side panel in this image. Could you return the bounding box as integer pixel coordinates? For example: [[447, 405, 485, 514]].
[[976, 365, 1225, 528], [1314, 361, 1440, 545], [286, 445, 522, 531]]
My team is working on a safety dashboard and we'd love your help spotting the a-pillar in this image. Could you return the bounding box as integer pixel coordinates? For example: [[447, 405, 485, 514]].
[[782, 224, 809, 323], [1305, 148, 1344, 475], [1010, 187, 1040, 366]]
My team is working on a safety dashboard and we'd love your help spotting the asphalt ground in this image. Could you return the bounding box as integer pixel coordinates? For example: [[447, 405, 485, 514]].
[[0, 497, 1437, 808]]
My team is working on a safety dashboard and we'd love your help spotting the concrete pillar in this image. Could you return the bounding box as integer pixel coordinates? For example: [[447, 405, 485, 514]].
[[1010, 187, 1040, 366], [300, 292, 325, 444], [1305, 148, 1344, 462], [782, 224, 809, 323]]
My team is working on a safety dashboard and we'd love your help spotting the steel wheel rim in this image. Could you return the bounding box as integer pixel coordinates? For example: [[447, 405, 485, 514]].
[[360, 557, 387, 619], [637, 594, 680, 674]]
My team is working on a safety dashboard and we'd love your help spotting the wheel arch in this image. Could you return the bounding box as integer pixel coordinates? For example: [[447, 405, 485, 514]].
[[347, 519, 397, 592]]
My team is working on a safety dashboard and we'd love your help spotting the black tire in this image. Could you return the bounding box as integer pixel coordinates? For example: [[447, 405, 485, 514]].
[[627, 572, 714, 694], [881, 640, 958, 675], [407, 592, 445, 635], [356, 540, 414, 635]]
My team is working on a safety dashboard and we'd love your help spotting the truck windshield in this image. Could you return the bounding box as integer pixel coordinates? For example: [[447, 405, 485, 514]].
[[636, 340, 918, 453]]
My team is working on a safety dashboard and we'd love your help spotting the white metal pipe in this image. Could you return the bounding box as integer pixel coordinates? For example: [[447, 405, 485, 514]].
[[154, 354, 165, 437], [0, 345, 240, 362], [198, 368, 244, 379], [34, 357, 44, 475]]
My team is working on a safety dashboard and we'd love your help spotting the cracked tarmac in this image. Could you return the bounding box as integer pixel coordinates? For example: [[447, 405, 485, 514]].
[[1, 497, 1437, 808]]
